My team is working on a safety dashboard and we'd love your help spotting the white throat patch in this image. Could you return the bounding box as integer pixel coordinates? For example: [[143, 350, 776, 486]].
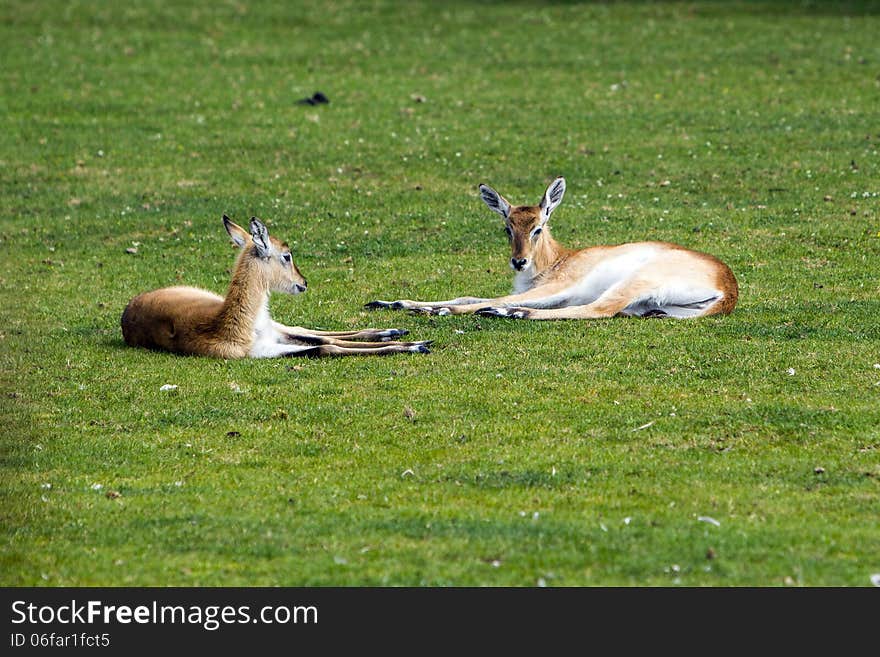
[[512, 265, 537, 294], [248, 298, 284, 358]]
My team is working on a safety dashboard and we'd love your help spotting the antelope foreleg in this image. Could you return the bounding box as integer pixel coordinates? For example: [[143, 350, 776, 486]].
[[476, 281, 654, 320], [284, 343, 430, 357], [274, 322, 409, 341], [405, 284, 572, 316], [365, 296, 491, 311]]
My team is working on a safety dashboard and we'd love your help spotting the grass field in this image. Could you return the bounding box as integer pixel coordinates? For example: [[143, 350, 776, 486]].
[[1, 0, 879, 586]]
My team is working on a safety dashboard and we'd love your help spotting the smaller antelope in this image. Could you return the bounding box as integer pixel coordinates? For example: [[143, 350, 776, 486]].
[[366, 177, 737, 320], [122, 216, 431, 358]]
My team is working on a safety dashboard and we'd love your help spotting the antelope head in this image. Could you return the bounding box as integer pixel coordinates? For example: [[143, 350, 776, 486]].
[[223, 215, 308, 295], [479, 177, 566, 273]]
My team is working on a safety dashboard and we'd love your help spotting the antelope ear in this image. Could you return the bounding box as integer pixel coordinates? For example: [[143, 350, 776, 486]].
[[539, 176, 566, 223], [479, 184, 511, 220], [249, 217, 271, 258], [223, 215, 249, 248]]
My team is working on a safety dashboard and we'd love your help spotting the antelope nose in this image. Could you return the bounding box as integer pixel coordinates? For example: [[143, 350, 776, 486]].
[[511, 258, 527, 271], [295, 282, 307, 293]]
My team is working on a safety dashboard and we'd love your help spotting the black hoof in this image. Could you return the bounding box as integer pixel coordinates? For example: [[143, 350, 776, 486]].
[[475, 307, 530, 319], [365, 300, 400, 310]]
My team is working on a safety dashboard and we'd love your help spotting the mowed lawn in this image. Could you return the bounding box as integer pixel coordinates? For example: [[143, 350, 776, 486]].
[[1, 0, 878, 586]]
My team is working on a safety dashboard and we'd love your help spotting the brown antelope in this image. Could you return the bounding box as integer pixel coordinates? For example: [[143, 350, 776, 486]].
[[121, 216, 431, 358], [366, 177, 737, 320]]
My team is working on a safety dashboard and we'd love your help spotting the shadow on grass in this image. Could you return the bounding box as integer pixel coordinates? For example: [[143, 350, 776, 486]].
[[101, 337, 129, 352]]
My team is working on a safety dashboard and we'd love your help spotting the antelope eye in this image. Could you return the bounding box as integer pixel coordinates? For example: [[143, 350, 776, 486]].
[[282, 253, 292, 264], [531, 227, 542, 238]]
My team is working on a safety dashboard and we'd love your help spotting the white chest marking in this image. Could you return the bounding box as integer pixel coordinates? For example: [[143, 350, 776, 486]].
[[512, 267, 537, 294], [248, 301, 285, 358]]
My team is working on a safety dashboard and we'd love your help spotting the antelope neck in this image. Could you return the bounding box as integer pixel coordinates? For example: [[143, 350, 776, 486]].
[[531, 230, 569, 276], [215, 254, 270, 344]]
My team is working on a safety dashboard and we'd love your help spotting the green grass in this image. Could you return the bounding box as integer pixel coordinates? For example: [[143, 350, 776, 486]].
[[2, 0, 879, 586]]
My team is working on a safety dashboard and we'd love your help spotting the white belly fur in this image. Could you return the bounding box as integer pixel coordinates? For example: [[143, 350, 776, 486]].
[[518, 244, 723, 317], [622, 286, 721, 318], [566, 246, 661, 306]]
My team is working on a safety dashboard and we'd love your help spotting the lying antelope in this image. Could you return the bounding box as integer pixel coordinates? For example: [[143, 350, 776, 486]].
[[366, 177, 737, 320], [121, 216, 431, 358]]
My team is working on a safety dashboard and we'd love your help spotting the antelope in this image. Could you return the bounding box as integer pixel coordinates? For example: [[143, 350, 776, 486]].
[[366, 177, 738, 320], [121, 216, 431, 358]]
